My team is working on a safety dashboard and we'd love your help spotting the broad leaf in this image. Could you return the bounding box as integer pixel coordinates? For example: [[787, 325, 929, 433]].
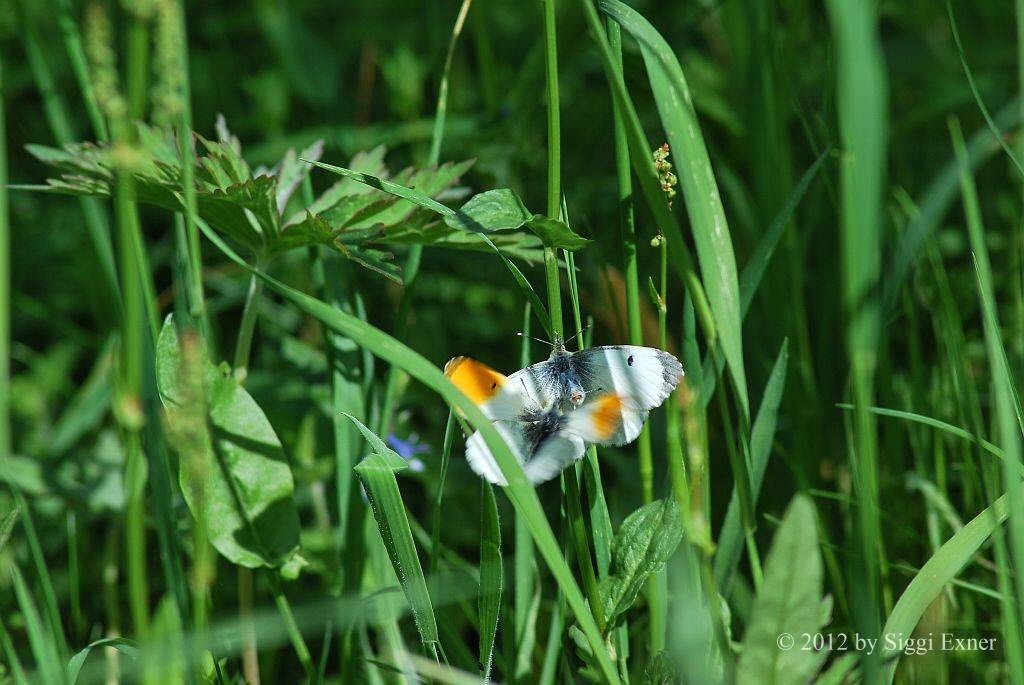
[[156, 317, 301, 568], [600, 498, 684, 630], [736, 495, 831, 685], [444, 188, 532, 232], [525, 215, 591, 251]]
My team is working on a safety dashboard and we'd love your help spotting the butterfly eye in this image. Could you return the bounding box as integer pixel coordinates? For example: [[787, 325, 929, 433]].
[[627, 355, 635, 366]]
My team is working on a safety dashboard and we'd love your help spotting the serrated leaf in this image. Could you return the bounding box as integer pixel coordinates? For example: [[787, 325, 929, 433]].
[[156, 317, 301, 568], [525, 215, 591, 251], [736, 495, 831, 685], [600, 498, 684, 629], [443, 188, 532, 232]]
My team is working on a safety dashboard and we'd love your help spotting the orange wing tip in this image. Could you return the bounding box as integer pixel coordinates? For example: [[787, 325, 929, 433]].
[[444, 356, 507, 405], [591, 393, 624, 441]]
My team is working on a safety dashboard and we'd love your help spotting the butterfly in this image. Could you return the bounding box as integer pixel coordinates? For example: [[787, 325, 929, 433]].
[[445, 339, 684, 484], [446, 356, 627, 484]]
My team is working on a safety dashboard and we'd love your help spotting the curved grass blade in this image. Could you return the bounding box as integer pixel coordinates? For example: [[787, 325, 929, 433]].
[[193, 216, 620, 683], [479, 481, 502, 681], [10, 563, 65, 685], [881, 494, 1008, 682], [836, 404, 1009, 464], [601, 0, 748, 417], [882, 97, 1019, 312], [947, 1, 1024, 180], [714, 339, 789, 592], [67, 637, 138, 684], [348, 414, 441, 658]]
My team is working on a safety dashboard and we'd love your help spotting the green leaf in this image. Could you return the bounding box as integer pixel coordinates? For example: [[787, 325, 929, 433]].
[[479, 482, 502, 681], [67, 637, 138, 684], [307, 158, 555, 338], [881, 494, 1008, 682], [601, 0, 748, 416], [714, 339, 789, 591], [156, 317, 301, 568], [524, 215, 591, 251], [600, 498, 684, 630], [736, 495, 831, 685], [443, 188, 532, 232], [350, 414, 440, 653]]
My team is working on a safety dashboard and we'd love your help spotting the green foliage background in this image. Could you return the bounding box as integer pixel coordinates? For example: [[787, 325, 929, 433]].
[[1, 0, 1022, 683]]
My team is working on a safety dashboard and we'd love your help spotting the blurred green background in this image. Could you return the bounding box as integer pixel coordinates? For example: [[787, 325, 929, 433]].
[[3, 0, 1022, 682]]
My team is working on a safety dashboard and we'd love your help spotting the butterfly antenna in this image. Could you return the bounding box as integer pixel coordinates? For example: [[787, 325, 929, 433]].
[[567, 323, 593, 347], [517, 332, 553, 347]]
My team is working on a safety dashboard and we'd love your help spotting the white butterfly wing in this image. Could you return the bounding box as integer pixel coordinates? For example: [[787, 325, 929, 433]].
[[523, 433, 586, 484], [577, 346, 682, 409], [505, 361, 559, 411], [465, 421, 585, 486], [465, 421, 523, 486], [574, 346, 683, 444]]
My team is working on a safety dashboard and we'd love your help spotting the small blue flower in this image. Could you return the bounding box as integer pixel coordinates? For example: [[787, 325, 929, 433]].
[[387, 432, 428, 473]]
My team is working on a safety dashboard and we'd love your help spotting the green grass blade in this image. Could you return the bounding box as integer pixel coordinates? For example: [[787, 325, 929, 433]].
[[713, 339, 789, 592], [881, 495, 1009, 682], [825, 0, 887, 676], [952, 115, 1024, 656], [479, 481, 502, 681], [739, 149, 830, 316], [600, 0, 749, 417], [10, 562, 66, 684], [947, 1, 1024, 180], [195, 216, 620, 684], [67, 637, 138, 684], [883, 98, 1019, 312], [14, 489, 70, 661], [837, 404, 1009, 464], [351, 417, 441, 657]]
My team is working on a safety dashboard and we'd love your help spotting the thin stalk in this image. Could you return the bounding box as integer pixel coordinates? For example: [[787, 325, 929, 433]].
[[176, 0, 207, 334], [117, 169, 150, 639], [564, 471, 606, 632], [607, 15, 654, 505], [268, 573, 316, 680], [430, 411, 456, 575], [514, 303, 537, 681], [53, 0, 108, 141], [240, 567, 261, 685], [230, 261, 265, 681], [67, 511, 83, 638], [0, 58, 8, 464], [377, 0, 472, 436], [232, 269, 265, 382], [21, 17, 120, 312]]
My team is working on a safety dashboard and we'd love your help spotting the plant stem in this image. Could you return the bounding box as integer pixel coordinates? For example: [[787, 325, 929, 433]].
[[0, 58, 8, 464], [22, 17, 120, 314], [376, 0, 471, 436], [176, 0, 208, 336], [53, 0, 109, 141], [268, 573, 316, 680], [233, 269, 265, 383]]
